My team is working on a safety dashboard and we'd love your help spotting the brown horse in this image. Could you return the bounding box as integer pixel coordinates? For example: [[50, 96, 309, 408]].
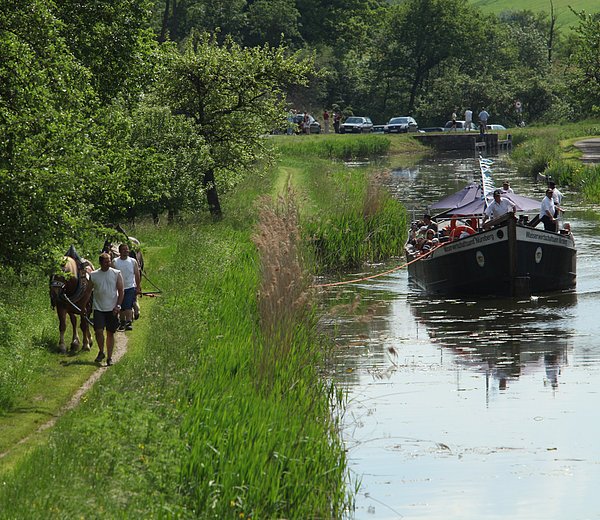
[[50, 256, 94, 354]]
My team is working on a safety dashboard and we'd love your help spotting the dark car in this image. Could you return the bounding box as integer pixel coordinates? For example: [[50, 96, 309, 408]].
[[341, 116, 373, 134], [292, 113, 321, 134], [384, 116, 418, 133]]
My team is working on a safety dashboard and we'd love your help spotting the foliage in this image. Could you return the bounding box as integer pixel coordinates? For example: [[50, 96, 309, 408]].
[[567, 9, 600, 118], [154, 32, 316, 214], [55, 0, 158, 104]]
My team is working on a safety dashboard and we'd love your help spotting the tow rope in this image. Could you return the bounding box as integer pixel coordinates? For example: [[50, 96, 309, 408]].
[[311, 243, 445, 288]]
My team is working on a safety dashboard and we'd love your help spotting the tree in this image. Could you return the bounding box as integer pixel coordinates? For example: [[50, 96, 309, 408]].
[[568, 9, 600, 117], [0, 0, 97, 271], [244, 0, 302, 48], [155, 33, 315, 217]]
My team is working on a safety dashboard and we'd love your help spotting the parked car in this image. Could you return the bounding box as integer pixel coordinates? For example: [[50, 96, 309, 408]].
[[384, 116, 418, 133], [486, 124, 507, 131], [341, 116, 373, 133], [443, 120, 478, 131], [292, 113, 321, 134], [372, 125, 386, 133]]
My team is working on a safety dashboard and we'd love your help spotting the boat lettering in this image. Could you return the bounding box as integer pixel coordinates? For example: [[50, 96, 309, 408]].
[[443, 232, 496, 252], [525, 230, 569, 246]]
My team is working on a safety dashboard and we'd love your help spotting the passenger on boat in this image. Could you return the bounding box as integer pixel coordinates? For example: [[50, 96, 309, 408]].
[[500, 181, 514, 194], [548, 181, 564, 218], [423, 214, 438, 232], [481, 190, 516, 229], [419, 229, 436, 253], [540, 189, 558, 232]]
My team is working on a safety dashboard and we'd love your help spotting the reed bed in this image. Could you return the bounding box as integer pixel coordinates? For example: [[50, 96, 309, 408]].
[[300, 163, 407, 272], [272, 134, 391, 161]]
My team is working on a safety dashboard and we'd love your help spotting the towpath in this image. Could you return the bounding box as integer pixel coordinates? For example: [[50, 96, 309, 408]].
[[574, 137, 600, 164], [0, 333, 128, 461]]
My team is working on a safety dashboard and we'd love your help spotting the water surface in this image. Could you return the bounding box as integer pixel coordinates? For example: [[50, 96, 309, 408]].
[[326, 154, 600, 520]]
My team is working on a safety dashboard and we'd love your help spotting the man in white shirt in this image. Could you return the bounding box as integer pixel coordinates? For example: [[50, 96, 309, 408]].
[[112, 244, 141, 331], [90, 253, 124, 366], [540, 189, 558, 231], [548, 181, 563, 218], [500, 181, 514, 194], [482, 190, 516, 228], [464, 108, 473, 131]]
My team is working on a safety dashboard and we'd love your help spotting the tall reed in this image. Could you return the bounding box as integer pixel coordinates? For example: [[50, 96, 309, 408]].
[[252, 187, 315, 385]]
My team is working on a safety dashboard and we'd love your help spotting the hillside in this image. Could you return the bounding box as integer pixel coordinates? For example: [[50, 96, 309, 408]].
[[470, 0, 598, 31]]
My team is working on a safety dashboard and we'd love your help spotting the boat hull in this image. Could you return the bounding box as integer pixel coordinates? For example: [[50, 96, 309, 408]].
[[407, 220, 576, 297]]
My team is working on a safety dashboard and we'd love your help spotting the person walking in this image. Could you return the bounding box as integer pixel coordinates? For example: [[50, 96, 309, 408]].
[[90, 252, 124, 366], [451, 109, 458, 130], [112, 243, 141, 331]]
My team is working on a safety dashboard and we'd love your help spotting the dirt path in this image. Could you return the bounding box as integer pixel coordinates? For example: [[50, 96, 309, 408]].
[[0, 332, 128, 461], [574, 138, 600, 164]]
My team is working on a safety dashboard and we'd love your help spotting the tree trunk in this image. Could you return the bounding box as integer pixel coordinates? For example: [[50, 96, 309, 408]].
[[203, 168, 222, 219], [548, 0, 556, 63], [159, 0, 170, 43]]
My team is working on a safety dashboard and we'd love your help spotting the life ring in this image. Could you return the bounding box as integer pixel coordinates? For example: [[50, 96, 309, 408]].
[[450, 225, 476, 240]]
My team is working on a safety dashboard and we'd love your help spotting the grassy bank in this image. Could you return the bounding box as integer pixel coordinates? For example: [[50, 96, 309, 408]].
[[0, 135, 409, 517], [510, 121, 600, 202]]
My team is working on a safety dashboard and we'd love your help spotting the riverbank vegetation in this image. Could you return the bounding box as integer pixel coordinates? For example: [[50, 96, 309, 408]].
[[509, 121, 600, 202], [0, 134, 411, 516]]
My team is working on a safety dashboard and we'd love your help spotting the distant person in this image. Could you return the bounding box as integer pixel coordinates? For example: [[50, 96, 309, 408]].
[[333, 111, 342, 134], [323, 109, 330, 133], [451, 109, 457, 130], [482, 189, 516, 228], [303, 113, 310, 134], [540, 188, 558, 232], [90, 252, 124, 366], [464, 108, 473, 131], [479, 108, 489, 133], [500, 181, 514, 194]]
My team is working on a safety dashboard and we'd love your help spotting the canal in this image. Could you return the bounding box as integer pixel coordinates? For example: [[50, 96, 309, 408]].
[[324, 153, 600, 519]]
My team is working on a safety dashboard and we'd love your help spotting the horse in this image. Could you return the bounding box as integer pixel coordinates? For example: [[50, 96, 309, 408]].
[[50, 254, 94, 354]]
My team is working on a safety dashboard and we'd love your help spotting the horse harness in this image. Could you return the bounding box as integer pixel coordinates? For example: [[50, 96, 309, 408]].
[[50, 259, 93, 313]]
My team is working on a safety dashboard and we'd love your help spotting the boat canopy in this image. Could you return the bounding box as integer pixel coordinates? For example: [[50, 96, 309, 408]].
[[435, 191, 541, 217], [429, 183, 483, 210]]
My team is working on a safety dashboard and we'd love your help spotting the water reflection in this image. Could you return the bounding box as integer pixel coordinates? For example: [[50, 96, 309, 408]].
[[407, 292, 576, 393]]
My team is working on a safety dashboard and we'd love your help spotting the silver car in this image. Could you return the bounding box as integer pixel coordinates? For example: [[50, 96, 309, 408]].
[[384, 116, 418, 133], [341, 116, 373, 133]]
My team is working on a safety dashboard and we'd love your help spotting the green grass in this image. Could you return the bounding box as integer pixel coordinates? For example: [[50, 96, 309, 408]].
[[509, 121, 600, 202], [0, 134, 413, 517], [469, 0, 598, 30]]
